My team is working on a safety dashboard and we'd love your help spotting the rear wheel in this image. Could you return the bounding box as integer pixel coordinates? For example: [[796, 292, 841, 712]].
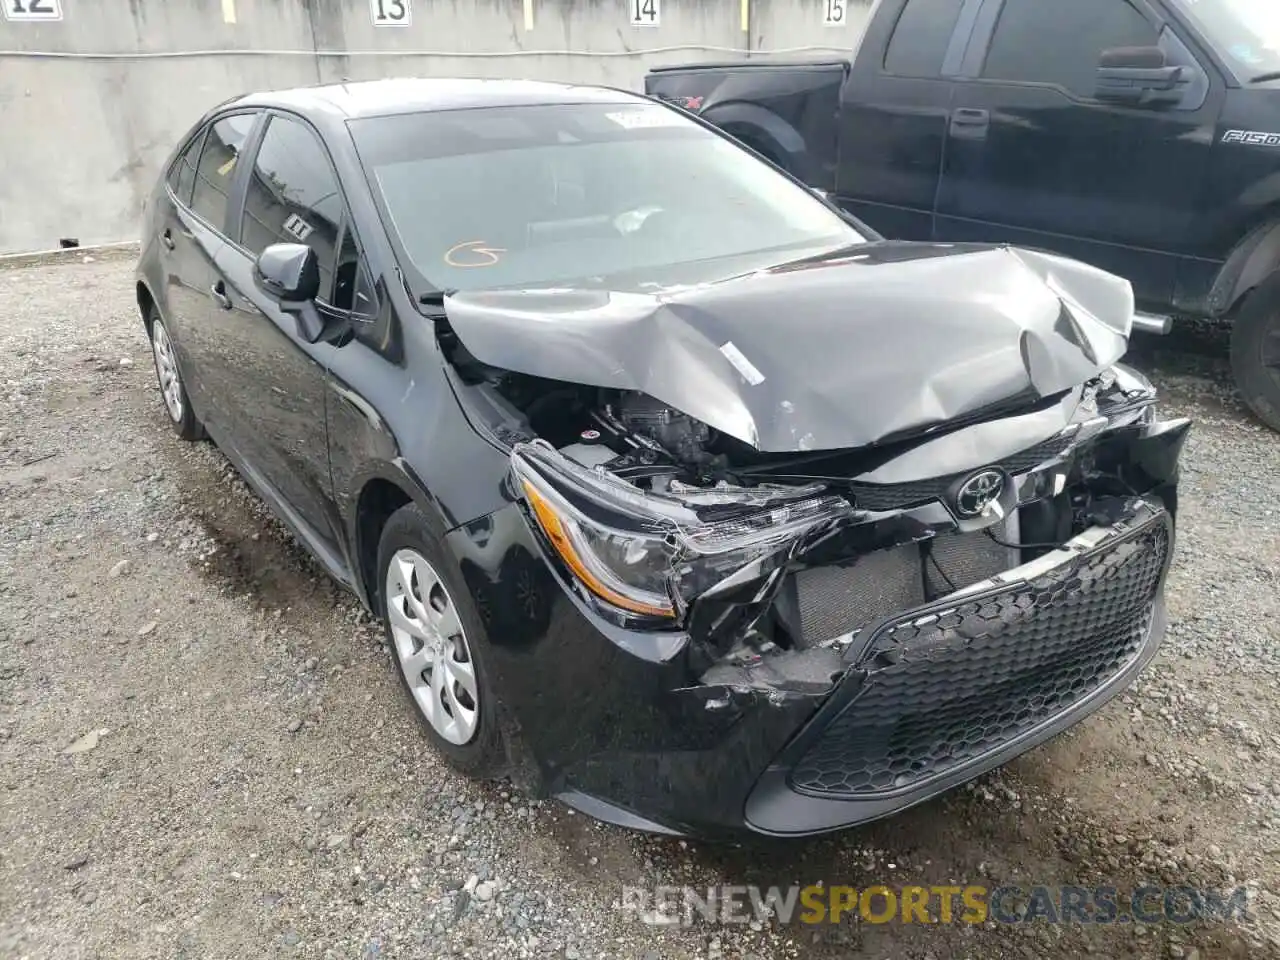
[[147, 308, 204, 441], [1231, 273, 1280, 432]]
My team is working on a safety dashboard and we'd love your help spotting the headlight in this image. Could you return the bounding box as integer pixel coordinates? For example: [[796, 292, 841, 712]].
[[512, 441, 855, 623]]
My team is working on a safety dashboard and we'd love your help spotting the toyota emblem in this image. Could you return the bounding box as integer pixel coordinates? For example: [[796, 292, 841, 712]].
[[954, 469, 1005, 518]]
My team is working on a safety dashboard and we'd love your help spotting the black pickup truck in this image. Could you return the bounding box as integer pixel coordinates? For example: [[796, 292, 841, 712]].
[[646, 0, 1280, 431]]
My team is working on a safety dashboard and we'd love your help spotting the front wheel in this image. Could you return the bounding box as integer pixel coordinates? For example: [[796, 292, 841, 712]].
[[1231, 274, 1280, 432], [377, 503, 506, 777]]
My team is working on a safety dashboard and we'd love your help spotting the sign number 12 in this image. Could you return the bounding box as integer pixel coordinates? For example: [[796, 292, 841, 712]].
[[6, 0, 63, 20]]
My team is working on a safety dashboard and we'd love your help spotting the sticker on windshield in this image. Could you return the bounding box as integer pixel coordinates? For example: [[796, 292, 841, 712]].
[[720, 341, 765, 386], [605, 108, 686, 130], [445, 240, 506, 268], [282, 213, 315, 242]]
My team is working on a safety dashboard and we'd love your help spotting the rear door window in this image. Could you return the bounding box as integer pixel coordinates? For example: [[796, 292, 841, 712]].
[[884, 0, 968, 77], [190, 113, 257, 231]]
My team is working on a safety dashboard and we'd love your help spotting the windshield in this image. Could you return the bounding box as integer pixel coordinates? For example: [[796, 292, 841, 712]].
[[1172, 0, 1280, 79], [349, 101, 865, 295]]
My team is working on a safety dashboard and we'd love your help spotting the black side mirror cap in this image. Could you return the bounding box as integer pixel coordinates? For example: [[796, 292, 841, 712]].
[[254, 243, 320, 303], [1096, 45, 1186, 106]]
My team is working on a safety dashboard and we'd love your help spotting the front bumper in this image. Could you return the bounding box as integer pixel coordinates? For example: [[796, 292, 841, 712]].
[[745, 500, 1171, 835], [452, 495, 1173, 839]]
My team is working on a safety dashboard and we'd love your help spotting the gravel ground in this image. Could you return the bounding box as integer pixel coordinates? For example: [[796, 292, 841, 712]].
[[1, 251, 1278, 960]]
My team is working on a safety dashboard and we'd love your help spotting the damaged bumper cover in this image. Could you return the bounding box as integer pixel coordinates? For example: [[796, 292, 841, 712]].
[[481, 393, 1188, 838], [745, 497, 1171, 835]]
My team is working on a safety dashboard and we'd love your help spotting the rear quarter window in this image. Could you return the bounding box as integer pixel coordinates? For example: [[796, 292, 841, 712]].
[[166, 128, 208, 208]]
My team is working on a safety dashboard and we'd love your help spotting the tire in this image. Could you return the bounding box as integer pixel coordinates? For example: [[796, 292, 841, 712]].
[[1231, 272, 1280, 432], [376, 502, 506, 777], [146, 307, 205, 441]]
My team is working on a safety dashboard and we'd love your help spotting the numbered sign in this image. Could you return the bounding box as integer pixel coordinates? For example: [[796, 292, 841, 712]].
[[4, 0, 63, 21], [823, 0, 846, 26], [630, 0, 659, 27], [370, 0, 412, 27]]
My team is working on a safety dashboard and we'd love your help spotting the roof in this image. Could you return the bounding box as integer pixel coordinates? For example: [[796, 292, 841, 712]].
[[232, 77, 645, 121]]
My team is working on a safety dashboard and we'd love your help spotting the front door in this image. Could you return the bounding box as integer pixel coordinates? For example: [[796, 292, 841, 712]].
[[934, 0, 1221, 309], [208, 112, 348, 554]]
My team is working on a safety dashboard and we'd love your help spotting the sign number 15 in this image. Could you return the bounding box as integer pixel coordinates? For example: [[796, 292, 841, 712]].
[[6, 0, 63, 21], [823, 0, 846, 25]]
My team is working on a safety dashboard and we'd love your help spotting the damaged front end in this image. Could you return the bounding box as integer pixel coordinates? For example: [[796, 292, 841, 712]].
[[493, 360, 1189, 833]]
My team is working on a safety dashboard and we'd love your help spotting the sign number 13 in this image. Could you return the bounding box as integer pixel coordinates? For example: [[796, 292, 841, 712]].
[[6, 0, 63, 21], [370, 0, 411, 26]]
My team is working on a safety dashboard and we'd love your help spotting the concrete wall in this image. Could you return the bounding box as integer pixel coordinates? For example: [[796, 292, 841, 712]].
[[0, 0, 874, 254]]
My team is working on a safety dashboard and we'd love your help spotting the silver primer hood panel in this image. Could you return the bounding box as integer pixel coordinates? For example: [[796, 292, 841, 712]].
[[442, 243, 1134, 452]]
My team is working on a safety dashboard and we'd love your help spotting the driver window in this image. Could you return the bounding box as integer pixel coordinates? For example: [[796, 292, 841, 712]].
[[238, 114, 343, 296], [982, 0, 1158, 97]]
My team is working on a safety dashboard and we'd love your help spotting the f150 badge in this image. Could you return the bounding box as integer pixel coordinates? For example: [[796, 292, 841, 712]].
[[1222, 129, 1280, 146]]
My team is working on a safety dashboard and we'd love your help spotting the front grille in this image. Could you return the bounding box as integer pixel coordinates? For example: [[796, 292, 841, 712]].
[[847, 435, 1073, 512], [788, 513, 1170, 799], [794, 519, 1019, 645]]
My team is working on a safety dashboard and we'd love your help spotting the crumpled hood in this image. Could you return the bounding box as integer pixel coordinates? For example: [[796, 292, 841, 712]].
[[442, 242, 1134, 452]]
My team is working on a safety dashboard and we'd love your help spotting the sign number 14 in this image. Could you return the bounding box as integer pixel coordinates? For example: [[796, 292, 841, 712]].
[[6, 0, 63, 20], [631, 0, 659, 26]]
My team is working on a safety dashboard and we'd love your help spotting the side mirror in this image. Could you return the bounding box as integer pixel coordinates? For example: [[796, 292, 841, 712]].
[[253, 243, 335, 344], [254, 243, 320, 302], [1096, 45, 1186, 107]]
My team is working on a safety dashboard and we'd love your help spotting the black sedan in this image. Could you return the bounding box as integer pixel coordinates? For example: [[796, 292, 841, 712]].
[[135, 78, 1190, 838]]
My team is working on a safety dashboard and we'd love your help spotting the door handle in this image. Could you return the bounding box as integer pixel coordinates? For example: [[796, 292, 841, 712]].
[[210, 281, 233, 310], [949, 108, 990, 139], [160, 229, 175, 251]]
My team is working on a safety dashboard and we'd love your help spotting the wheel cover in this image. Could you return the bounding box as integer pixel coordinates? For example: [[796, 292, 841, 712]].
[[385, 549, 480, 745], [150, 319, 185, 423]]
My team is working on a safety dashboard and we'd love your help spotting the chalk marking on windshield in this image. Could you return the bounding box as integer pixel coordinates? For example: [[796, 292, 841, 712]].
[[720, 341, 765, 386], [445, 240, 506, 267]]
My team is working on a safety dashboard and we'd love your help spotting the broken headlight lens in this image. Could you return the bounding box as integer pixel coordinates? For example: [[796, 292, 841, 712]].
[[512, 441, 855, 622]]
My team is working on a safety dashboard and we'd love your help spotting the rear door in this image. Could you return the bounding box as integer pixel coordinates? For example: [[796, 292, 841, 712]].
[[834, 0, 974, 239], [933, 0, 1221, 308], [160, 112, 258, 434], [210, 112, 349, 556]]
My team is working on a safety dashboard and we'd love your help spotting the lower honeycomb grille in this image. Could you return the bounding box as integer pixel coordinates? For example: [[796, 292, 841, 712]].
[[788, 513, 1170, 800]]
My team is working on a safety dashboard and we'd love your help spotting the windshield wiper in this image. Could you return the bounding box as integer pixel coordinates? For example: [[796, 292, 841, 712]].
[[1249, 70, 1280, 84], [418, 288, 456, 306]]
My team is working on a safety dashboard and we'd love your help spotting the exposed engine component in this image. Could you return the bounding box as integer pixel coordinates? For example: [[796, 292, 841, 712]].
[[617, 394, 712, 461]]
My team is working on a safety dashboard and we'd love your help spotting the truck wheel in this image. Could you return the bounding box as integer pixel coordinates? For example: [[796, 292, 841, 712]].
[[1231, 272, 1280, 432]]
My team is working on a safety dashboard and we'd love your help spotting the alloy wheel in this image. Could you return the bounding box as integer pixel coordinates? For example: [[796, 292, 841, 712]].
[[385, 548, 480, 745], [150, 318, 185, 423]]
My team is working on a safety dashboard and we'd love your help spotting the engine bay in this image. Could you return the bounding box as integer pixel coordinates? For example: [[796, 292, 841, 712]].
[[441, 320, 1187, 680]]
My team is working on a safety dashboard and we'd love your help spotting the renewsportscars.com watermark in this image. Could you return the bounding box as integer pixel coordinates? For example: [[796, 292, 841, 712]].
[[619, 884, 1255, 927]]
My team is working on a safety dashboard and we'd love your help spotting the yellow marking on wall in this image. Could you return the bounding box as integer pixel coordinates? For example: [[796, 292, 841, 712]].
[[217, 157, 237, 177], [523, 0, 534, 31], [221, 0, 236, 24], [740, 0, 749, 32]]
